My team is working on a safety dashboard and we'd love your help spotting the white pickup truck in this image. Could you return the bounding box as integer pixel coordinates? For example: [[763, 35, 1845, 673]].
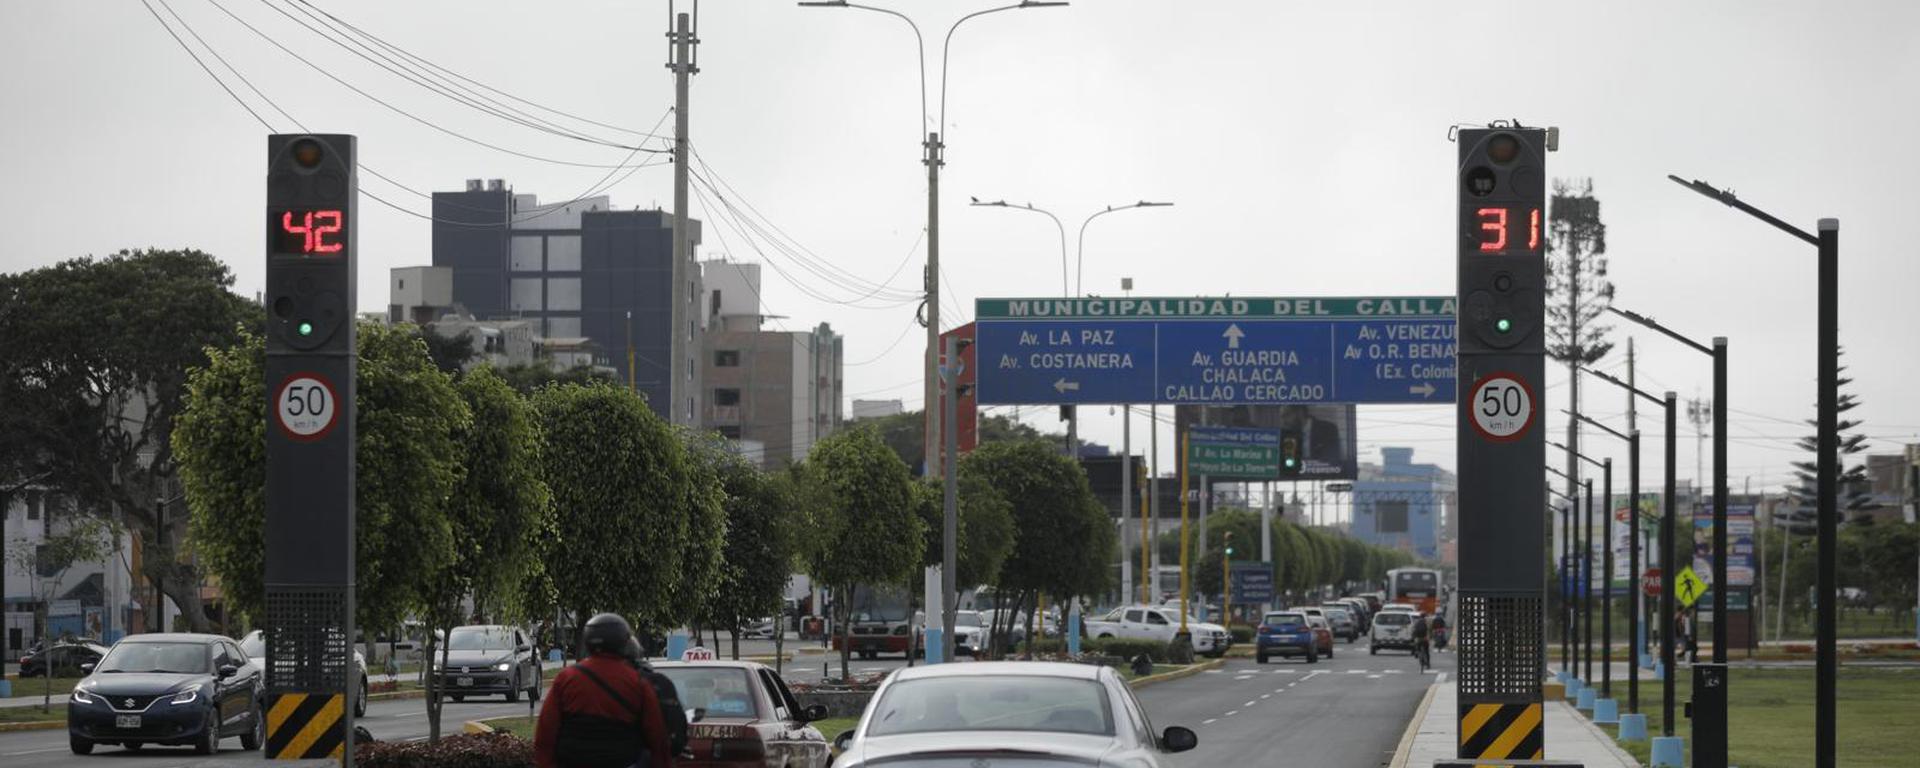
[[1083, 605, 1231, 657]]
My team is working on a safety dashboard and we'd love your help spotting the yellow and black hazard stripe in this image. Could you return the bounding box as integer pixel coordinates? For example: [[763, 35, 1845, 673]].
[[1457, 701, 1544, 760], [266, 692, 346, 760]]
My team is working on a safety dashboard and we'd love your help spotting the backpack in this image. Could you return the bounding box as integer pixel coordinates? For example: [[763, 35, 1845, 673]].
[[634, 661, 690, 758]]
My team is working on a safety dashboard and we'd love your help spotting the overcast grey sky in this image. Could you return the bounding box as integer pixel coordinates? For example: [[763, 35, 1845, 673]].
[[5, 0, 1917, 501]]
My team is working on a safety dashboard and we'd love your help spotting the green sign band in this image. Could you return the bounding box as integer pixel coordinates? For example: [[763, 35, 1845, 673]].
[[976, 296, 1455, 320]]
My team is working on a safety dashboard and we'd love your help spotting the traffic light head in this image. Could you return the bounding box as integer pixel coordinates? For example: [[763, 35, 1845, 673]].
[[1279, 431, 1304, 477], [1456, 127, 1547, 355], [265, 134, 356, 354], [1224, 532, 1235, 557]]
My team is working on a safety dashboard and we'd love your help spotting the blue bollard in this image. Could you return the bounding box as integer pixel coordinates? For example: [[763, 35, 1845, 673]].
[[922, 628, 944, 665], [0, 679, 11, 698], [1593, 697, 1620, 724], [1577, 687, 1597, 711], [666, 633, 689, 661], [1067, 615, 1082, 656], [1653, 660, 1665, 680], [547, 648, 563, 663], [1618, 712, 1649, 741], [1651, 736, 1685, 766]]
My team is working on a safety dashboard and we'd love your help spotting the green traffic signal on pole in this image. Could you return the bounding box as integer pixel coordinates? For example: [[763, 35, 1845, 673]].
[[297, 320, 315, 337], [1496, 318, 1513, 333]]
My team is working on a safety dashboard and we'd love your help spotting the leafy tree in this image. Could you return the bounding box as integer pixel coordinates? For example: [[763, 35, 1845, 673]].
[[174, 324, 466, 650], [415, 327, 478, 375], [535, 382, 691, 645], [497, 363, 615, 395], [421, 367, 551, 741], [962, 439, 1113, 652], [915, 469, 1018, 590], [796, 427, 922, 678], [858, 410, 1055, 475], [1546, 180, 1614, 527], [4, 509, 114, 712], [1783, 349, 1879, 529], [699, 452, 796, 659], [672, 430, 733, 642], [0, 249, 259, 632]]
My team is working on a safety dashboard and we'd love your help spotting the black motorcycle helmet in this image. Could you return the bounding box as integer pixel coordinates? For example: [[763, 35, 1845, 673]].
[[583, 613, 633, 656]]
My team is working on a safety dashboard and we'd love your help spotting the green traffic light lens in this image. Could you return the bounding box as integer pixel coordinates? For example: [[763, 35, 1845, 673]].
[[1495, 318, 1513, 333], [297, 320, 315, 337], [1284, 458, 1298, 468]]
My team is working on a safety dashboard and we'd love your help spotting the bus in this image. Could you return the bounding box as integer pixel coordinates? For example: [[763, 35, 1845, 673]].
[[829, 584, 914, 659], [1386, 567, 1442, 616]]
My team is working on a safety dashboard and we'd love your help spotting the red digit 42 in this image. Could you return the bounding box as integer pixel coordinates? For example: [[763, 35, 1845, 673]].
[[281, 210, 344, 254]]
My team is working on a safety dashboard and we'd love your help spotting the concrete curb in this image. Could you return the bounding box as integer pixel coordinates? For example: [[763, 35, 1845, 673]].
[[1127, 658, 1225, 689], [1387, 680, 1442, 768], [462, 719, 494, 734], [1561, 699, 1647, 766], [0, 717, 64, 732]]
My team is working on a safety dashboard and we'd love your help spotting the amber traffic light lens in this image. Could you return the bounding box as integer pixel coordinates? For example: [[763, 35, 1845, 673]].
[[1487, 133, 1520, 165], [292, 139, 324, 169]]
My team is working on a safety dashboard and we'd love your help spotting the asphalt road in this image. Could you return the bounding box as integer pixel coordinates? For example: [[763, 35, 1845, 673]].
[[1135, 639, 1456, 766], [0, 693, 536, 768]]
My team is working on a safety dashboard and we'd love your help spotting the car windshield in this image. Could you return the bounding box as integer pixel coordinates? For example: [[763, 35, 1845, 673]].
[[1376, 613, 1411, 626], [658, 667, 759, 718], [955, 612, 984, 628], [239, 633, 264, 658], [98, 642, 209, 674], [447, 628, 515, 651], [867, 676, 1114, 737], [1322, 607, 1350, 617], [1264, 613, 1305, 627]]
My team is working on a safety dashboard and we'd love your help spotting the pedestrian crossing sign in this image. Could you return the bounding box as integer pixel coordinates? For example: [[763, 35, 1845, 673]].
[[1675, 566, 1707, 608]]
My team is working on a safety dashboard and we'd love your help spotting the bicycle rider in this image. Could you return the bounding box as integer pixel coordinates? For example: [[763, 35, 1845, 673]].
[[1411, 612, 1432, 668]]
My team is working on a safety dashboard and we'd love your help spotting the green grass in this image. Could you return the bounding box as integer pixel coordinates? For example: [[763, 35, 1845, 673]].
[[813, 716, 859, 740], [1594, 666, 1920, 767], [482, 714, 538, 740], [0, 703, 66, 723], [3, 674, 84, 697]]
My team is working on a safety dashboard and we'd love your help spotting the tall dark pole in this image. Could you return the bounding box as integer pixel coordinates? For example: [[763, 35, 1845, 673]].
[[1561, 501, 1572, 671], [1602, 458, 1613, 698], [1815, 220, 1838, 768], [1662, 391, 1678, 736], [1583, 478, 1594, 683], [1628, 430, 1640, 713], [1712, 337, 1728, 665]]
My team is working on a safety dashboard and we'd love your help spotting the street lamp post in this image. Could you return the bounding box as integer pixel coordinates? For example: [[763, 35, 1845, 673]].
[[1667, 174, 1838, 768], [1555, 441, 1615, 700], [1568, 411, 1640, 714], [801, 0, 1066, 666], [1547, 472, 1576, 676], [1586, 367, 1678, 738]]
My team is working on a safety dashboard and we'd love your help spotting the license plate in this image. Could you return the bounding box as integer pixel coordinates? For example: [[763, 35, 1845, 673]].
[[457, 677, 473, 687], [116, 715, 141, 729]]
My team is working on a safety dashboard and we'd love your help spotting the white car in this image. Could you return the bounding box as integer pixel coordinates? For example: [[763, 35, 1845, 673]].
[[831, 661, 1197, 766], [238, 630, 369, 717], [1084, 605, 1231, 657]]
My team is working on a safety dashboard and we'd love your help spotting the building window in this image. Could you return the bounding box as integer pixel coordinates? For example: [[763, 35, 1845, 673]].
[[710, 289, 723, 316], [547, 278, 582, 311], [713, 388, 741, 406], [1375, 500, 1410, 533], [718, 426, 742, 440], [510, 236, 543, 271], [510, 278, 543, 311], [26, 492, 41, 520], [546, 236, 582, 271], [714, 350, 740, 367]]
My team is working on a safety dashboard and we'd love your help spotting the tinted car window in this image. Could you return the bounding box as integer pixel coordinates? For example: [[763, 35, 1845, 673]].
[[1376, 613, 1411, 626], [1145, 612, 1168, 626], [1263, 612, 1306, 628], [1123, 609, 1142, 623], [868, 676, 1114, 737], [659, 668, 760, 718], [447, 627, 515, 650], [100, 641, 212, 674]]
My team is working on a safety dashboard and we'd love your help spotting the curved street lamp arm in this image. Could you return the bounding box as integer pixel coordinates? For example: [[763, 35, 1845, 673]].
[[1076, 201, 1172, 296], [941, 3, 1058, 131], [827, 3, 929, 136], [1610, 306, 1712, 356], [971, 199, 1068, 294]]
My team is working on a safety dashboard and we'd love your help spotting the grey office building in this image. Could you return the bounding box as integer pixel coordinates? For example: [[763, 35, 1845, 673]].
[[431, 179, 702, 423]]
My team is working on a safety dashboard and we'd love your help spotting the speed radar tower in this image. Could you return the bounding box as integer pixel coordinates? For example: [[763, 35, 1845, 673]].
[[1454, 126, 1550, 762]]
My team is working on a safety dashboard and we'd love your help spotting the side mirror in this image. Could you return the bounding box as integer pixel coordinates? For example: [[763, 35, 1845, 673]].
[[1161, 725, 1198, 753], [217, 664, 239, 679], [689, 707, 707, 723], [833, 729, 856, 753], [802, 703, 829, 722], [80, 663, 96, 674]]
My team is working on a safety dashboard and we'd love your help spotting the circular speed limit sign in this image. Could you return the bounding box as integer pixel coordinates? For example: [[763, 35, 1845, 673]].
[[1468, 372, 1535, 442], [275, 373, 340, 442]]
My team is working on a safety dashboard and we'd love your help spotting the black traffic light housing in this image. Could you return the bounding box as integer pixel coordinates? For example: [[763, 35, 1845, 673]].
[[1224, 531, 1235, 558], [266, 134, 356, 353], [1456, 128, 1547, 355], [1278, 430, 1304, 477]]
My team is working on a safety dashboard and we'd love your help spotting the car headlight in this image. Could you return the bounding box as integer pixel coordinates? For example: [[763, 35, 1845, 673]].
[[171, 684, 204, 705], [494, 662, 512, 672], [71, 687, 95, 705]]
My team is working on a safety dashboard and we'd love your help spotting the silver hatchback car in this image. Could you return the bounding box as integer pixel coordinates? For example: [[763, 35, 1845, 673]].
[[832, 661, 1198, 767]]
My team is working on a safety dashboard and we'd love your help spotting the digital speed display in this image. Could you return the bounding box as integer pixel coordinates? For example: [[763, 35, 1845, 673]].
[[1471, 205, 1541, 256], [270, 209, 345, 256]]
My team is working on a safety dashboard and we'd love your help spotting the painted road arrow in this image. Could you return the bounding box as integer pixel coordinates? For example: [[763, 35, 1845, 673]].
[[1222, 323, 1245, 349]]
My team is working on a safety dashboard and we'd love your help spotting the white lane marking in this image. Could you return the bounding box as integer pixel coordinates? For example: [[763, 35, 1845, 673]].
[[1203, 669, 1224, 674], [1271, 669, 1296, 674], [1384, 669, 1405, 674], [1346, 669, 1366, 674], [1368, 674, 1382, 679], [1234, 675, 1254, 681], [3, 748, 70, 756], [1203, 718, 1217, 725], [1273, 688, 1284, 693], [1226, 710, 1240, 716], [395, 710, 430, 718], [1302, 671, 1327, 681], [1261, 694, 1271, 699], [1244, 700, 1256, 707]]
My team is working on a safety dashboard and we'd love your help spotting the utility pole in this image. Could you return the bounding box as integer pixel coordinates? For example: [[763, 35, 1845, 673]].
[[1121, 404, 1132, 604], [667, 9, 698, 426], [924, 131, 943, 477], [1662, 391, 1678, 737], [1151, 404, 1161, 602], [941, 336, 960, 662]]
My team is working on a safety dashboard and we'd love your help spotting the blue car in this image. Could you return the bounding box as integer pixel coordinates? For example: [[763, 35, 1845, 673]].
[[67, 633, 265, 755], [1255, 611, 1319, 664]]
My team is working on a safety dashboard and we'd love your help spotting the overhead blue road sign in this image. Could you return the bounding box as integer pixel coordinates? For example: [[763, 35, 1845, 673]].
[[973, 296, 1457, 405]]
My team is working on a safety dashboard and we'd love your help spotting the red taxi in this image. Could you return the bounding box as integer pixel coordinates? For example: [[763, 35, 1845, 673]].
[[653, 660, 831, 767]]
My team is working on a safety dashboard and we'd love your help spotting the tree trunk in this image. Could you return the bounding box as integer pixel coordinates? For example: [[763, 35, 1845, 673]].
[[39, 605, 52, 713], [424, 629, 441, 742], [144, 556, 213, 633], [837, 584, 853, 682], [729, 629, 740, 661]]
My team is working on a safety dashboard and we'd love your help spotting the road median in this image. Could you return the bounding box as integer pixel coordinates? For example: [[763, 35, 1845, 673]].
[[1127, 657, 1225, 689]]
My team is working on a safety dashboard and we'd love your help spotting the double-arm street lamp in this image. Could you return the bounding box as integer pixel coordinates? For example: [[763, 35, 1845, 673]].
[[1567, 409, 1643, 715], [801, 0, 1066, 666], [1586, 367, 1679, 739], [1554, 440, 1615, 702], [1668, 173, 1837, 767]]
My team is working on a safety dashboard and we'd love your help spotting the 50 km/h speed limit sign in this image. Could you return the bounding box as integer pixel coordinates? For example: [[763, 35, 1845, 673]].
[[1468, 372, 1535, 442], [275, 373, 340, 441]]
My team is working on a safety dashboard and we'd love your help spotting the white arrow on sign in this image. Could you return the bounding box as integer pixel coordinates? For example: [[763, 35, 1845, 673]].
[[1053, 378, 1080, 394], [1222, 324, 1246, 349], [1409, 381, 1437, 398]]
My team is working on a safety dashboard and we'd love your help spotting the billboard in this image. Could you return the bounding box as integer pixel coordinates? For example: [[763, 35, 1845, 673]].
[[1174, 404, 1359, 480], [1693, 504, 1757, 587]]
